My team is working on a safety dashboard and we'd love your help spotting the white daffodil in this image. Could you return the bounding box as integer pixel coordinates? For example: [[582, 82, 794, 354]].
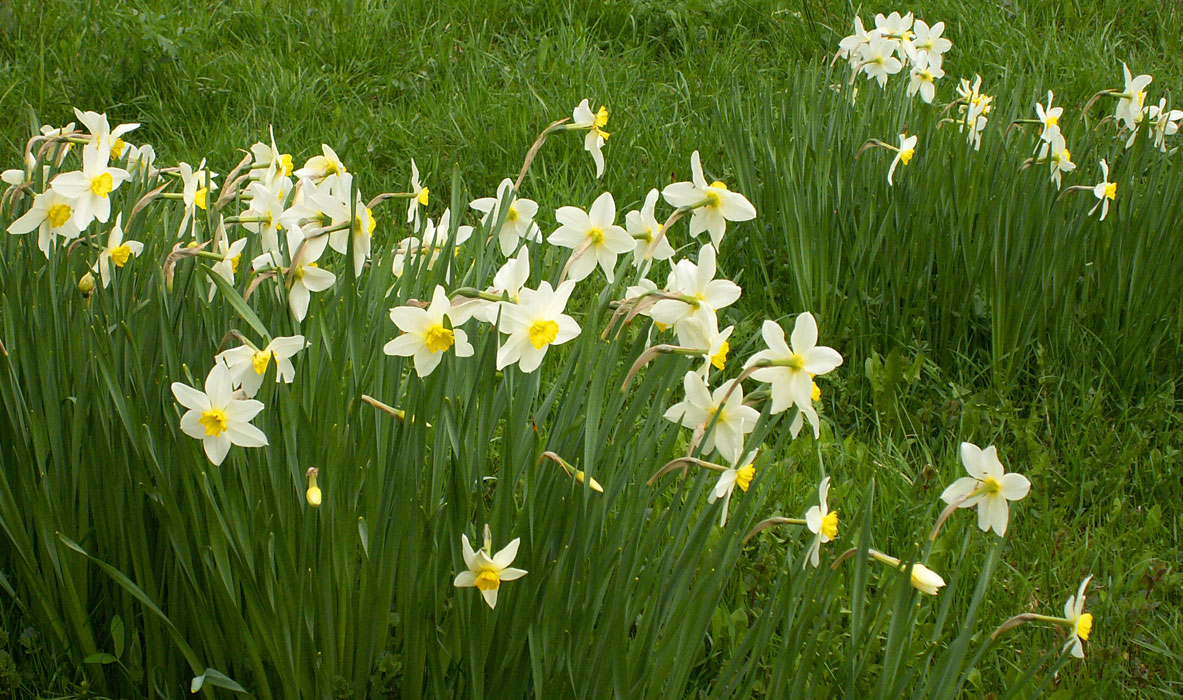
[[294, 144, 347, 181], [1062, 575, 1095, 659], [216, 335, 307, 397], [208, 222, 249, 301], [92, 214, 143, 288], [708, 450, 757, 527], [627, 188, 674, 267], [391, 208, 473, 278], [804, 476, 838, 568], [661, 151, 756, 249], [125, 143, 156, 179], [270, 227, 337, 322], [407, 159, 429, 225], [856, 34, 904, 88], [572, 98, 610, 178], [888, 133, 918, 186], [1035, 91, 1063, 141], [240, 180, 288, 253], [677, 314, 733, 378], [648, 244, 742, 341], [248, 131, 294, 190], [1036, 126, 1075, 189], [177, 160, 217, 238], [384, 285, 475, 377], [49, 144, 131, 231], [874, 11, 914, 48], [6, 189, 82, 256], [911, 19, 951, 70], [170, 363, 268, 466], [663, 371, 759, 464], [1090, 159, 1117, 221], [869, 549, 947, 595], [956, 76, 992, 150], [1146, 99, 1183, 152], [939, 442, 1031, 537], [907, 57, 944, 104], [1115, 63, 1151, 131], [836, 16, 876, 64], [470, 178, 541, 256], [746, 313, 843, 436], [73, 108, 139, 158], [549, 191, 633, 283], [495, 280, 581, 373], [321, 173, 375, 277], [453, 526, 527, 610]]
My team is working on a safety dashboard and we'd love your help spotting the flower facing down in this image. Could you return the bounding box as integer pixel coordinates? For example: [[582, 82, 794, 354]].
[[1090, 159, 1117, 221], [93, 214, 143, 288], [804, 476, 838, 568], [1063, 575, 1095, 659], [939, 441, 1031, 537], [171, 363, 268, 466], [453, 525, 527, 609], [888, 133, 917, 186], [869, 549, 946, 595]]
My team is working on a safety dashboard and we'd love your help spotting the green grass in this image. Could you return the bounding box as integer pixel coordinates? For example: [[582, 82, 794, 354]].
[[0, 0, 1180, 698]]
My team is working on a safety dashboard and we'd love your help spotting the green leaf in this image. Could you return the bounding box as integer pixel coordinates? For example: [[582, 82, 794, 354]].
[[83, 652, 117, 664], [191, 668, 250, 694], [202, 264, 270, 341]]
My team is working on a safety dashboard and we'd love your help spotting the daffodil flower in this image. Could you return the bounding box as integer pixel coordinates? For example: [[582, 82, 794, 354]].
[[470, 178, 541, 256], [1146, 99, 1183, 152], [907, 57, 944, 104], [939, 442, 1031, 537], [391, 208, 473, 278], [549, 191, 633, 283], [661, 151, 756, 249], [648, 243, 741, 340], [708, 450, 758, 527], [239, 180, 289, 253], [1115, 63, 1152, 132], [495, 280, 580, 373], [170, 363, 268, 466], [294, 144, 347, 181], [73, 107, 140, 158], [627, 188, 674, 267], [177, 159, 217, 238], [249, 130, 294, 190], [868, 549, 946, 595], [453, 525, 527, 610], [261, 227, 336, 322], [836, 16, 875, 64], [1062, 575, 1095, 658], [216, 335, 307, 397], [208, 222, 248, 301], [93, 214, 143, 288], [663, 372, 759, 464], [1035, 91, 1063, 140], [7, 189, 82, 256], [384, 285, 475, 377], [125, 143, 156, 179], [572, 98, 610, 178], [745, 313, 843, 433], [887, 133, 918, 185], [874, 11, 914, 48], [321, 173, 375, 277], [855, 34, 904, 88], [1090, 159, 1117, 221], [910, 19, 951, 70], [1035, 126, 1075, 189], [803, 476, 838, 568], [49, 144, 131, 231], [407, 159, 429, 225], [469, 246, 531, 323]]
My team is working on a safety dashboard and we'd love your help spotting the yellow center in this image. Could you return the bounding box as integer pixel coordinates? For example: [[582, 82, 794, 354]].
[[280, 153, 293, 176], [528, 319, 559, 349], [710, 340, 730, 370], [594, 105, 609, 128], [199, 408, 227, 437], [654, 321, 670, 332], [588, 227, 604, 245], [704, 191, 721, 208], [294, 264, 306, 280], [1046, 114, 1059, 127], [506, 205, 520, 222], [709, 180, 729, 191], [899, 148, 915, 165], [1104, 182, 1117, 200], [110, 244, 132, 267], [424, 324, 456, 353], [90, 172, 114, 197], [811, 381, 821, 402], [474, 569, 500, 591], [110, 138, 126, 159], [231, 253, 242, 273], [48, 203, 73, 229], [981, 476, 1002, 495], [1076, 613, 1093, 641], [786, 353, 805, 371], [821, 510, 839, 539], [417, 187, 430, 206], [195, 187, 208, 210], [253, 350, 273, 375], [735, 464, 755, 492], [356, 208, 377, 237]]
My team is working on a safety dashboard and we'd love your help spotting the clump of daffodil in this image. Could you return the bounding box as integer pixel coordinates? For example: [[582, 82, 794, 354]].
[[305, 468, 322, 507], [937, 441, 1031, 537], [453, 525, 527, 610], [571, 98, 610, 178]]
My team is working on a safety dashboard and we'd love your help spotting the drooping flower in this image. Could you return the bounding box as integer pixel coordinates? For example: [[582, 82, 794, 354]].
[[572, 99, 610, 178], [1090, 159, 1117, 221], [216, 335, 308, 397], [939, 442, 1031, 537], [804, 476, 838, 568], [661, 151, 756, 249], [627, 188, 674, 266], [208, 221, 248, 301], [170, 363, 268, 466], [1062, 575, 1095, 659], [495, 280, 581, 373], [407, 159, 429, 225], [92, 214, 143, 288], [176, 159, 217, 238], [384, 285, 475, 377], [888, 133, 918, 185], [708, 450, 758, 527], [453, 525, 528, 609], [1036, 126, 1075, 189], [548, 191, 633, 283]]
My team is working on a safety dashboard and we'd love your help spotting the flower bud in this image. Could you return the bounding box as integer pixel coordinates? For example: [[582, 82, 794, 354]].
[[305, 468, 321, 507], [78, 271, 96, 295]]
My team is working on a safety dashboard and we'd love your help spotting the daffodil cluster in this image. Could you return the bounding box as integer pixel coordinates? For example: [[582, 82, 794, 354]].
[[837, 12, 952, 101]]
